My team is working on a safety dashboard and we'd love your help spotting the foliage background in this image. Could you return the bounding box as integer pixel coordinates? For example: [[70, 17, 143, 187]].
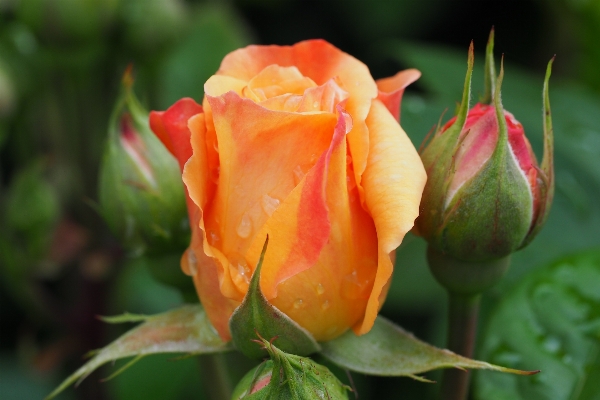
[[1, 0, 599, 399]]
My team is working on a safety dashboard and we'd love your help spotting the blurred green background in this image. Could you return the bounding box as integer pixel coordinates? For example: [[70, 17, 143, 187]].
[[1, 0, 599, 399]]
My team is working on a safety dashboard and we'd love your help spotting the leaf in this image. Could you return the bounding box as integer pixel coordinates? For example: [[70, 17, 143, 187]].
[[320, 316, 536, 381], [229, 237, 321, 359], [475, 249, 600, 400], [46, 305, 231, 399]]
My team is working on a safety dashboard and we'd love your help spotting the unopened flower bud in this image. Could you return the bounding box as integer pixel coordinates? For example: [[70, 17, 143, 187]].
[[231, 336, 350, 400], [98, 68, 189, 255], [416, 35, 554, 263]]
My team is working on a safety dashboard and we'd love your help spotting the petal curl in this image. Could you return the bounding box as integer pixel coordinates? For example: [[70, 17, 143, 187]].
[[354, 99, 427, 335], [252, 111, 379, 341], [205, 91, 338, 298], [217, 39, 378, 206], [149, 98, 203, 171], [376, 69, 421, 122]]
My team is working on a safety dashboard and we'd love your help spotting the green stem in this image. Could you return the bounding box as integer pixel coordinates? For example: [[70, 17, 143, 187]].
[[426, 246, 511, 400], [199, 353, 234, 400], [440, 293, 481, 400]]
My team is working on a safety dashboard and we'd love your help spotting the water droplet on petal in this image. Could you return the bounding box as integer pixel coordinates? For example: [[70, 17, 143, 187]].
[[346, 175, 356, 192], [208, 230, 220, 246], [312, 101, 319, 109], [316, 283, 325, 295], [228, 252, 251, 285], [211, 166, 220, 184], [236, 213, 252, 238], [260, 194, 280, 216], [293, 299, 304, 309], [187, 250, 197, 275], [321, 300, 330, 311], [293, 165, 305, 185], [341, 269, 372, 300]]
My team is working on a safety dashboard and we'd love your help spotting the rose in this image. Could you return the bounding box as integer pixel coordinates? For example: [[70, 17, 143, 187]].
[[150, 40, 426, 341], [417, 101, 550, 262]]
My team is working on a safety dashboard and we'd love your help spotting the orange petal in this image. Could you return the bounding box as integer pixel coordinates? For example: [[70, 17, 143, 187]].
[[258, 110, 379, 341], [205, 91, 338, 296], [217, 40, 377, 203], [149, 98, 203, 171], [354, 99, 427, 335], [376, 69, 421, 122], [182, 212, 238, 341]]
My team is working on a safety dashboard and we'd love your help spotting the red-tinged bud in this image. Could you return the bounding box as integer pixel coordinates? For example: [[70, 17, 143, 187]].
[[415, 33, 554, 264], [98, 68, 189, 255], [231, 335, 350, 400]]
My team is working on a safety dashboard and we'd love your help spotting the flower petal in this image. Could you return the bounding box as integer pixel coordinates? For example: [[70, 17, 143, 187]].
[[149, 98, 203, 171], [217, 39, 377, 204], [376, 69, 421, 122], [205, 91, 338, 297], [354, 99, 426, 335]]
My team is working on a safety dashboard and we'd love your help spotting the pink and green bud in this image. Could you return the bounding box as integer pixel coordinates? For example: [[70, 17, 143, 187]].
[[231, 335, 350, 400], [415, 34, 554, 262], [98, 68, 189, 255]]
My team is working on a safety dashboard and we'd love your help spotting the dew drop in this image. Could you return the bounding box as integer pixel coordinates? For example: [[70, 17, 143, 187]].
[[293, 165, 305, 185], [187, 250, 198, 275], [293, 299, 304, 309], [208, 230, 220, 246], [211, 166, 220, 184], [346, 175, 356, 191], [261, 194, 280, 216], [312, 101, 319, 109], [321, 300, 330, 311], [236, 213, 252, 238], [228, 252, 251, 284], [316, 283, 325, 295], [341, 269, 372, 300]]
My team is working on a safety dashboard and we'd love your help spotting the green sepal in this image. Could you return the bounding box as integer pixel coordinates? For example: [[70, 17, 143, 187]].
[[436, 62, 533, 261], [320, 316, 537, 380], [520, 57, 555, 248], [232, 336, 349, 400], [229, 237, 321, 359], [417, 42, 474, 239], [46, 305, 232, 399], [482, 27, 496, 104]]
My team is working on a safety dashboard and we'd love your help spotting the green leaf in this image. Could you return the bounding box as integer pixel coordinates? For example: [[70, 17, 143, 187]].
[[475, 249, 600, 400], [46, 305, 231, 399], [229, 237, 321, 359], [320, 316, 536, 381]]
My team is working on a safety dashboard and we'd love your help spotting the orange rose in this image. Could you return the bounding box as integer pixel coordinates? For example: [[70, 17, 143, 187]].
[[150, 40, 426, 342]]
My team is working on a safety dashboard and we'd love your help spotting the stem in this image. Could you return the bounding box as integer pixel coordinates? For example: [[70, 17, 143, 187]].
[[440, 293, 481, 400], [199, 353, 234, 400], [426, 246, 511, 400]]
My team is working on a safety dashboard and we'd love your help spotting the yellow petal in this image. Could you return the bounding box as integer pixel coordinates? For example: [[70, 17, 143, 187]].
[[354, 99, 427, 335]]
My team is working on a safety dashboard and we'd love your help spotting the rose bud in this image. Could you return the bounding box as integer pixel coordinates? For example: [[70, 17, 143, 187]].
[[415, 41, 554, 264], [231, 336, 350, 399], [99, 69, 189, 255], [150, 40, 426, 342]]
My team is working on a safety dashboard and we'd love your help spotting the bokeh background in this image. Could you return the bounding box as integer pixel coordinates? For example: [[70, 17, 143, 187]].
[[1, 0, 599, 399]]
